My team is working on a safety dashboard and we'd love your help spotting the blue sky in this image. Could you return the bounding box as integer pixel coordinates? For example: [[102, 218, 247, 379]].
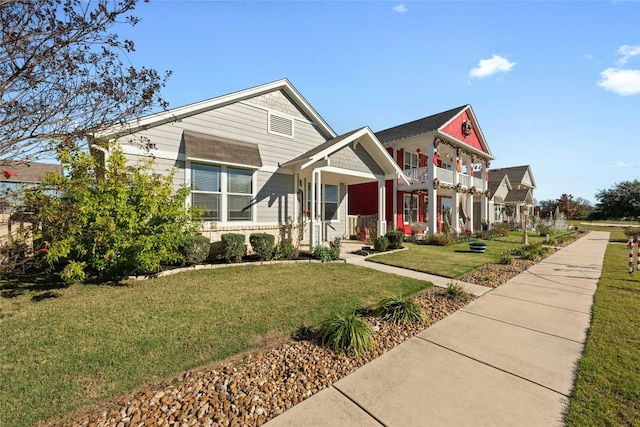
[[121, 0, 640, 204]]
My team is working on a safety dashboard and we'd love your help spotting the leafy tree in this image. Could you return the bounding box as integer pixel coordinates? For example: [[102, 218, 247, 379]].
[[593, 180, 640, 220], [557, 194, 577, 219], [572, 197, 594, 220], [537, 199, 557, 220], [0, 0, 170, 163], [23, 143, 201, 283]]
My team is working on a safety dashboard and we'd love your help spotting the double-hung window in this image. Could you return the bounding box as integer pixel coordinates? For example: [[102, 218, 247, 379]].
[[307, 183, 339, 221], [191, 163, 221, 221], [404, 151, 418, 172], [227, 167, 252, 221], [403, 194, 418, 223], [191, 163, 253, 222]]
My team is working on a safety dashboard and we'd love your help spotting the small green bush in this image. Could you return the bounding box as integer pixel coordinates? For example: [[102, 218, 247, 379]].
[[444, 283, 470, 302], [385, 230, 404, 249], [329, 237, 342, 260], [373, 236, 389, 252], [536, 223, 553, 236], [489, 223, 510, 237], [499, 251, 514, 265], [274, 242, 296, 260], [249, 233, 275, 261], [313, 245, 333, 262], [179, 235, 210, 266], [316, 312, 374, 356], [424, 234, 453, 246], [221, 233, 246, 263], [375, 296, 427, 325], [623, 227, 640, 239]]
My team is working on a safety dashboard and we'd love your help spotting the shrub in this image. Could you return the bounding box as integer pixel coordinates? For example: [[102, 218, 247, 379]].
[[180, 235, 211, 266], [221, 233, 246, 263], [424, 234, 453, 246], [274, 242, 296, 260], [375, 296, 427, 325], [385, 230, 404, 250], [536, 223, 553, 236], [313, 245, 333, 262], [249, 233, 275, 261], [444, 283, 470, 302], [513, 242, 550, 261], [373, 236, 389, 252], [22, 146, 202, 282], [329, 237, 342, 260], [489, 223, 510, 237], [316, 312, 374, 356], [623, 227, 640, 239], [499, 251, 514, 265]]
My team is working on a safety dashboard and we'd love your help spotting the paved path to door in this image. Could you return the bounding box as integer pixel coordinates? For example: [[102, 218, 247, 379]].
[[266, 231, 609, 426]]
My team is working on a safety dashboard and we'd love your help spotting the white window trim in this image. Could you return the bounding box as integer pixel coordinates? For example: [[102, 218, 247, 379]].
[[403, 193, 418, 224], [187, 161, 257, 225], [307, 182, 340, 223]]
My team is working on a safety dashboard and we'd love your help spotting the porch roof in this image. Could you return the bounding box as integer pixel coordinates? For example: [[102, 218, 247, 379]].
[[280, 127, 409, 184], [505, 188, 533, 204]]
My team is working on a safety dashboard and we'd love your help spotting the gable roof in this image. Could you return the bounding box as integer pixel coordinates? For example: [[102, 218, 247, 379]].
[[281, 127, 408, 183], [375, 105, 467, 144], [375, 105, 493, 159], [0, 162, 62, 184], [97, 79, 336, 141], [488, 174, 512, 201], [489, 165, 536, 189], [504, 188, 533, 204]]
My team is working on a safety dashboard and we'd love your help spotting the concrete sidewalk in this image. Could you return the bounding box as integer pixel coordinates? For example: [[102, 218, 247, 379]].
[[265, 231, 609, 427]]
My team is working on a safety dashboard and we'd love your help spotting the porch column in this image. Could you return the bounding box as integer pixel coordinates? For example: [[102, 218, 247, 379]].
[[378, 178, 386, 237], [481, 162, 489, 224], [310, 169, 322, 248], [392, 148, 398, 230], [451, 152, 460, 234], [427, 137, 438, 235]]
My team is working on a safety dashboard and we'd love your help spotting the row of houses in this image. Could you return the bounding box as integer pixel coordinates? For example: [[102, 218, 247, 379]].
[[1, 79, 536, 246]]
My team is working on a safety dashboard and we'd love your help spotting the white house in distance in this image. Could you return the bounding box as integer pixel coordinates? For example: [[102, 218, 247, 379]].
[[94, 79, 406, 247], [487, 165, 536, 223]]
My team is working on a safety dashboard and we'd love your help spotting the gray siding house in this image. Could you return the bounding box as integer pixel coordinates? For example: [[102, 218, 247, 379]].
[[96, 80, 405, 247]]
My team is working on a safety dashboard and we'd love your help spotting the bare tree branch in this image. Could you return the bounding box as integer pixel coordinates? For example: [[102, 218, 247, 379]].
[[0, 0, 171, 165]]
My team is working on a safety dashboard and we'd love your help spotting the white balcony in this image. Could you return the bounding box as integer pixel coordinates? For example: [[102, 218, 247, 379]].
[[400, 166, 485, 192]]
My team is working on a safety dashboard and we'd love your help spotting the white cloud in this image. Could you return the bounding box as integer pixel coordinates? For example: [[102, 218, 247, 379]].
[[617, 45, 640, 65], [598, 68, 640, 96], [392, 4, 407, 13], [469, 55, 516, 79], [616, 161, 632, 168]]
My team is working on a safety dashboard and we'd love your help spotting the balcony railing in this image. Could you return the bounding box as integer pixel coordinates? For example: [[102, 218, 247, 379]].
[[400, 166, 485, 192]]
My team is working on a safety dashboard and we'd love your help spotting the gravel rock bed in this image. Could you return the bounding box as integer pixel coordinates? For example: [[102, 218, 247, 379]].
[[458, 258, 537, 288], [54, 288, 473, 427]]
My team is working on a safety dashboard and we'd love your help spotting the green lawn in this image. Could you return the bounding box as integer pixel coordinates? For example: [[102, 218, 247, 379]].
[[368, 232, 545, 278], [0, 263, 429, 427], [565, 236, 640, 425]]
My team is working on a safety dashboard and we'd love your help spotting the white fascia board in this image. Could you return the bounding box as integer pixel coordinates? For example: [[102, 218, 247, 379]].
[[439, 104, 469, 131], [96, 79, 336, 140], [317, 165, 378, 181]]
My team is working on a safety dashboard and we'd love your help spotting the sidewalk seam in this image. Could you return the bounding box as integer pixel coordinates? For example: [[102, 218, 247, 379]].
[[332, 385, 387, 427], [458, 309, 587, 344], [486, 293, 593, 315], [416, 336, 572, 398]]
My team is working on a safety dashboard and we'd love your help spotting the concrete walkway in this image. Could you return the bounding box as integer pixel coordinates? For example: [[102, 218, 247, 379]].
[[338, 241, 493, 296], [266, 231, 609, 427]]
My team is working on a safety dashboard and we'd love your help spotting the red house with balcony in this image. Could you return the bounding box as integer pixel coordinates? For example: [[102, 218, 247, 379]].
[[348, 105, 494, 236]]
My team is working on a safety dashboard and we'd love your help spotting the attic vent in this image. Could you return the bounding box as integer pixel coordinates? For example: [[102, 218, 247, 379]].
[[268, 112, 294, 137]]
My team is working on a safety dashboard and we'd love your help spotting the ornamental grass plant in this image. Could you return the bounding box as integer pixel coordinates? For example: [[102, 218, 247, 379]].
[[315, 311, 374, 356], [374, 296, 427, 326]]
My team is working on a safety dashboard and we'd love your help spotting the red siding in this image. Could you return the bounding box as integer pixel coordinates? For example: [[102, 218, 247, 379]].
[[348, 182, 378, 215], [441, 110, 484, 152]]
